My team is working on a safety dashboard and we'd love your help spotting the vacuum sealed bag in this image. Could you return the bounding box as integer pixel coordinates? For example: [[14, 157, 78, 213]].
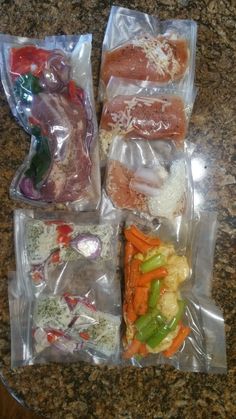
[[9, 210, 121, 366], [102, 136, 194, 223], [99, 6, 197, 99], [99, 77, 196, 163], [0, 34, 100, 210], [121, 213, 227, 373]]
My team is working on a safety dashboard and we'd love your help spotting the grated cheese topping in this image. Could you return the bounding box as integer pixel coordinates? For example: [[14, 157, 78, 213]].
[[132, 34, 181, 80], [99, 129, 115, 160], [107, 96, 171, 135]]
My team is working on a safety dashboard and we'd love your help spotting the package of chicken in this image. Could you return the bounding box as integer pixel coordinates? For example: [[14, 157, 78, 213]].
[[102, 132, 194, 233], [0, 34, 100, 210], [99, 76, 196, 164], [99, 6, 197, 100]]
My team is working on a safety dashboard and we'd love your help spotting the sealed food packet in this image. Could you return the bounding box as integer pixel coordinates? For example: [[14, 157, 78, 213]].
[[99, 77, 196, 164], [0, 34, 100, 210], [9, 210, 121, 366], [121, 213, 227, 373], [102, 137, 194, 222], [99, 6, 197, 100]]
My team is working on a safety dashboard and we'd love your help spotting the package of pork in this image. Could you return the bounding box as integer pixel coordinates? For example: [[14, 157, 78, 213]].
[[99, 6, 197, 100], [0, 34, 100, 210], [9, 209, 121, 367]]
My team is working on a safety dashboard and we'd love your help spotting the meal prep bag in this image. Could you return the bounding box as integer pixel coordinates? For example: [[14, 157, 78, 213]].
[[9, 210, 121, 366], [99, 76, 196, 164], [99, 6, 197, 100], [101, 137, 194, 243], [0, 34, 100, 210], [121, 212, 226, 373], [9, 211, 226, 373]]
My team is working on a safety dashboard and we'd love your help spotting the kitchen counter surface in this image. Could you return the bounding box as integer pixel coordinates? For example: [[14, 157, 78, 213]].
[[0, 1, 235, 418]]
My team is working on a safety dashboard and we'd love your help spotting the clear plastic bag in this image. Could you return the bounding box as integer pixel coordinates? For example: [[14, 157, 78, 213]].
[[121, 212, 227, 373], [102, 136, 194, 226], [9, 209, 121, 366], [99, 76, 196, 164], [99, 6, 197, 100], [9, 211, 227, 373], [0, 34, 100, 210]]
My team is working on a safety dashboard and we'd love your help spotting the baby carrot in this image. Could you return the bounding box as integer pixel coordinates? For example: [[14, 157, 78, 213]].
[[163, 324, 191, 358], [137, 267, 168, 286], [129, 225, 161, 247], [126, 303, 137, 324], [123, 339, 141, 359], [133, 287, 149, 316], [130, 258, 141, 288], [124, 229, 152, 253], [138, 343, 149, 357]]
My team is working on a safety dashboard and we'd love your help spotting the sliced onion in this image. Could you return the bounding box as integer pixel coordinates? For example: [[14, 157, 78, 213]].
[[130, 180, 161, 197], [19, 177, 41, 200], [132, 166, 168, 188], [70, 234, 102, 260], [40, 51, 71, 93]]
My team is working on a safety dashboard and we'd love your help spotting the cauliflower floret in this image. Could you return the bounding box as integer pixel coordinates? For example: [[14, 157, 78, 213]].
[[158, 291, 179, 321], [147, 325, 180, 353], [144, 243, 175, 261], [164, 255, 189, 292]]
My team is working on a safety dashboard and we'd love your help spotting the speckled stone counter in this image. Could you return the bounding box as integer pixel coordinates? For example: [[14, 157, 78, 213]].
[[0, 1, 235, 418]]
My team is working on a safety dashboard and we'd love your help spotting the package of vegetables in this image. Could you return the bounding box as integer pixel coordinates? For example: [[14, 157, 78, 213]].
[[122, 215, 227, 373], [9, 209, 121, 367], [123, 223, 190, 358]]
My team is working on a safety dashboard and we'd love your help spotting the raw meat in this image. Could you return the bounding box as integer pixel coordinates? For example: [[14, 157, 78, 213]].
[[106, 160, 148, 212], [101, 36, 189, 86], [31, 92, 91, 202], [100, 94, 186, 142]]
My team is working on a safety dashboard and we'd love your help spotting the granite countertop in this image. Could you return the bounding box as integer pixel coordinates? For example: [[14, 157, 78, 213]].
[[0, 0, 235, 418]]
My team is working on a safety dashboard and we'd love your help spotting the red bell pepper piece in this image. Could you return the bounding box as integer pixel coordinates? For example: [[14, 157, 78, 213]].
[[56, 224, 73, 235], [10, 45, 51, 77], [68, 80, 84, 104], [47, 329, 64, 344], [79, 332, 90, 341]]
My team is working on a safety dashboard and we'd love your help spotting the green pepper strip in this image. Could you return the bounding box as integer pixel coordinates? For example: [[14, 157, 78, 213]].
[[148, 279, 161, 309], [140, 254, 166, 274]]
